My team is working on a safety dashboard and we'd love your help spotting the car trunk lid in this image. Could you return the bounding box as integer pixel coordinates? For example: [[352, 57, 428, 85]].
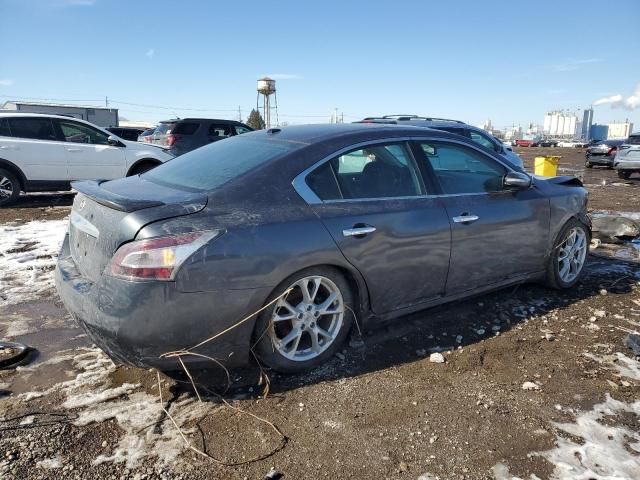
[[69, 177, 207, 282]]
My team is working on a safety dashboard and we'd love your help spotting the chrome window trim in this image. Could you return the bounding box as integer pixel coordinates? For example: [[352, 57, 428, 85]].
[[291, 136, 519, 205]]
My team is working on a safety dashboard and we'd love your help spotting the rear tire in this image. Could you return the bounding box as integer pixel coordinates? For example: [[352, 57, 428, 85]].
[[253, 266, 354, 373], [617, 171, 631, 179], [0, 168, 20, 207], [544, 219, 589, 289], [128, 160, 159, 176], [585, 160, 593, 168]]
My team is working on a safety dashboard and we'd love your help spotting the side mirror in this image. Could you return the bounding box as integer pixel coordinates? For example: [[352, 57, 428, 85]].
[[107, 135, 125, 147], [503, 171, 532, 189]]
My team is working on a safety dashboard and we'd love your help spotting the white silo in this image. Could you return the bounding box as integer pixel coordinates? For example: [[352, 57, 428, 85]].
[[257, 77, 278, 128]]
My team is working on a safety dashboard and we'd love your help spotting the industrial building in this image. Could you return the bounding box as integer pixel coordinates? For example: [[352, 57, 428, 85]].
[[543, 111, 578, 138], [589, 121, 635, 141], [0, 101, 119, 127], [581, 108, 594, 141]]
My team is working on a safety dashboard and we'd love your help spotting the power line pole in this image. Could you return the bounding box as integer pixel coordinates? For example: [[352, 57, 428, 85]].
[[238, 105, 242, 122], [105, 96, 108, 108]]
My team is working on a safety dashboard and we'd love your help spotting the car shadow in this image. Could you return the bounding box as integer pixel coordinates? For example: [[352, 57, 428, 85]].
[[169, 255, 639, 399], [10, 192, 76, 208]]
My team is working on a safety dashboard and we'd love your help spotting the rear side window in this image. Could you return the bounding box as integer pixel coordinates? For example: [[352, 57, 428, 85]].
[[209, 124, 232, 138], [306, 142, 423, 201], [8, 117, 57, 141], [145, 136, 301, 191], [0, 118, 10, 137], [420, 142, 506, 194], [172, 122, 200, 135]]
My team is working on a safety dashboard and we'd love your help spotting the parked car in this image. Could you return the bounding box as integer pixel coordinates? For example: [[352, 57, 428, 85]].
[[165, 118, 253, 156], [585, 140, 626, 168], [613, 133, 640, 179], [106, 127, 147, 142], [515, 139, 536, 147], [56, 123, 590, 373], [538, 139, 558, 148], [0, 113, 174, 206], [359, 116, 524, 169], [138, 128, 155, 143], [150, 119, 179, 146]]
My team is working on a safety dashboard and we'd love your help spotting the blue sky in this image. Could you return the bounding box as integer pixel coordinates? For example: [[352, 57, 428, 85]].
[[1, 0, 639, 130]]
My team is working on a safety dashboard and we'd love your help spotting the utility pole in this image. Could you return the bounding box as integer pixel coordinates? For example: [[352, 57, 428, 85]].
[[105, 96, 108, 108], [238, 105, 242, 122]]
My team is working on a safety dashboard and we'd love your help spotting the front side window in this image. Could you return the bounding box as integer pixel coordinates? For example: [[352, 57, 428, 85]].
[[469, 130, 499, 152], [234, 125, 252, 135], [209, 124, 232, 138], [306, 142, 423, 201], [420, 142, 506, 194], [59, 120, 109, 145], [8, 117, 57, 141]]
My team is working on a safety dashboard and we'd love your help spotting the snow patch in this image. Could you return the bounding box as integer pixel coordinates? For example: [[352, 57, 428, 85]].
[[584, 352, 640, 381], [0, 219, 67, 307], [36, 456, 63, 469], [535, 395, 640, 479]]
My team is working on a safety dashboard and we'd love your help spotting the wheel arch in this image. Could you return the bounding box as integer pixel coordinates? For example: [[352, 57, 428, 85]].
[[0, 158, 26, 191], [126, 158, 162, 176]]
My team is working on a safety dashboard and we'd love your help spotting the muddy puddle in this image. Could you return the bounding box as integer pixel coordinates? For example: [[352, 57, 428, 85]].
[[0, 299, 88, 394]]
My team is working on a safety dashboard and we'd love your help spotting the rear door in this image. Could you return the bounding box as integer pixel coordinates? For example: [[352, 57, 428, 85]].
[[414, 140, 549, 294], [6, 116, 68, 181], [300, 140, 451, 314], [56, 119, 126, 180]]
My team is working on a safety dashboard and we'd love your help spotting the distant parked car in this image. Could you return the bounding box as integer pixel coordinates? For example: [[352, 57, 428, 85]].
[[106, 127, 147, 142], [359, 115, 524, 168], [613, 133, 640, 179], [538, 139, 558, 148], [56, 124, 590, 373], [150, 119, 179, 146], [137, 128, 156, 143], [165, 118, 253, 156], [515, 139, 535, 147], [585, 140, 625, 168], [0, 113, 174, 206]]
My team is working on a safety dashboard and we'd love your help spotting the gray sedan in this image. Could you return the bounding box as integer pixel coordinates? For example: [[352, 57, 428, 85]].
[[55, 124, 591, 373]]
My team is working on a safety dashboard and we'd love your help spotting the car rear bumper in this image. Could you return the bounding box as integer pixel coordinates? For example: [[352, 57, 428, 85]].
[[55, 234, 269, 371], [586, 154, 614, 165]]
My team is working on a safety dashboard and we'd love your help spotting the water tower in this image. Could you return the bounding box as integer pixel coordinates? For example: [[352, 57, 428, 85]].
[[257, 77, 278, 128]]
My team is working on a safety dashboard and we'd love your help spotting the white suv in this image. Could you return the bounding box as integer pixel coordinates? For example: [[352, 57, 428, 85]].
[[0, 113, 174, 206]]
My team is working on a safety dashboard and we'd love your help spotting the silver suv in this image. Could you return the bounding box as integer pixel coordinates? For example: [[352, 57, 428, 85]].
[[613, 133, 640, 179]]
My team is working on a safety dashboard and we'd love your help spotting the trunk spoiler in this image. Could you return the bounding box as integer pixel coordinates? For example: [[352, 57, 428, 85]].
[[71, 180, 165, 212]]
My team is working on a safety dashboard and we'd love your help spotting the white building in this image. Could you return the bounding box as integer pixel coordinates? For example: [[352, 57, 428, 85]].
[[607, 121, 634, 139], [1, 101, 119, 127], [543, 111, 578, 138]]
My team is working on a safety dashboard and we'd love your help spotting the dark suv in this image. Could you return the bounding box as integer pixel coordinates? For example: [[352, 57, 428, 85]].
[[359, 115, 523, 168], [165, 118, 253, 156]]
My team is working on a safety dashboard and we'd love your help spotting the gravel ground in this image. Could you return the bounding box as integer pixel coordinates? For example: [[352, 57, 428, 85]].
[[0, 148, 638, 480]]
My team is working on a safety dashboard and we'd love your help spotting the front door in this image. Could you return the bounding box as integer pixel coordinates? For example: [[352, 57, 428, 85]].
[[302, 141, 451, 314], [414, 140, 549, 294], [56, 119, 126, 181]]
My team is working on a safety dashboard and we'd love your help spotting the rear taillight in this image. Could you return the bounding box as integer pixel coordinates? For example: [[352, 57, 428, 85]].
[[108, 231, 223, 281], [608, 147, 617, 155], [166, 134, 179, 146]]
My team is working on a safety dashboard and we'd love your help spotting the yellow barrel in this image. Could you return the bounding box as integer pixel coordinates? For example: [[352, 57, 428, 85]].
[[534, 156, 560, 176]]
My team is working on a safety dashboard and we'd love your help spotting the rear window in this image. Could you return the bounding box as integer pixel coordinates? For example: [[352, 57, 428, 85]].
[[155, 123, 175, 134], [172, 122, 200, 135], [0, 118, 10, 137], [144, 135, 301, 191], [8, 117, 57, 140]]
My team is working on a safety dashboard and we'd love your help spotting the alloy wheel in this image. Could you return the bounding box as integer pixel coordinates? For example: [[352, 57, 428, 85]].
[[0, 175, 14, 200], [557, 227, 587, 283], [269, 275, 345, 362]]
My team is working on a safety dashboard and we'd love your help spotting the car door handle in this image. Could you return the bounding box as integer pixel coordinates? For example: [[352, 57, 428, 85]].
[[452, 215, 479, 224], [66, 148, 82, 152], [342, 226, 376, 237]]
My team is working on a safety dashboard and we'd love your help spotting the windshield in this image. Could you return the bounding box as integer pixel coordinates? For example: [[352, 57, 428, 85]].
[[144, 135, 302, 191]]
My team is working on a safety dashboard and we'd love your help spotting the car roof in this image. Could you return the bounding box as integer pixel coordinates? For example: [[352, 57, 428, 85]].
[[0, 112, 95, 121], [244, 123, 451, 145]]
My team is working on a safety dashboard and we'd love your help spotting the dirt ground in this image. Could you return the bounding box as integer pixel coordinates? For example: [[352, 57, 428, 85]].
[[0, 148, 638, 480]]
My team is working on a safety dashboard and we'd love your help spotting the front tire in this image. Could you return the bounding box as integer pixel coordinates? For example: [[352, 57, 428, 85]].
[[545, 219, 589, 289], [0, 168, 20, 207], [253, 267, 353, 373], [585, 160, 593, 168], [617, 171, 631, 179]]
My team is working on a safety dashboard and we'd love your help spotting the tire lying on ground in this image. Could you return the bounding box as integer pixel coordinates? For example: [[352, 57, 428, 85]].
[[253, 266, 354, 373]]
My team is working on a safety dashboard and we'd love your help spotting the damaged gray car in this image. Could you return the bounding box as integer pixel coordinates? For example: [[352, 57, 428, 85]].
[[55, 123, 591, 373]]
